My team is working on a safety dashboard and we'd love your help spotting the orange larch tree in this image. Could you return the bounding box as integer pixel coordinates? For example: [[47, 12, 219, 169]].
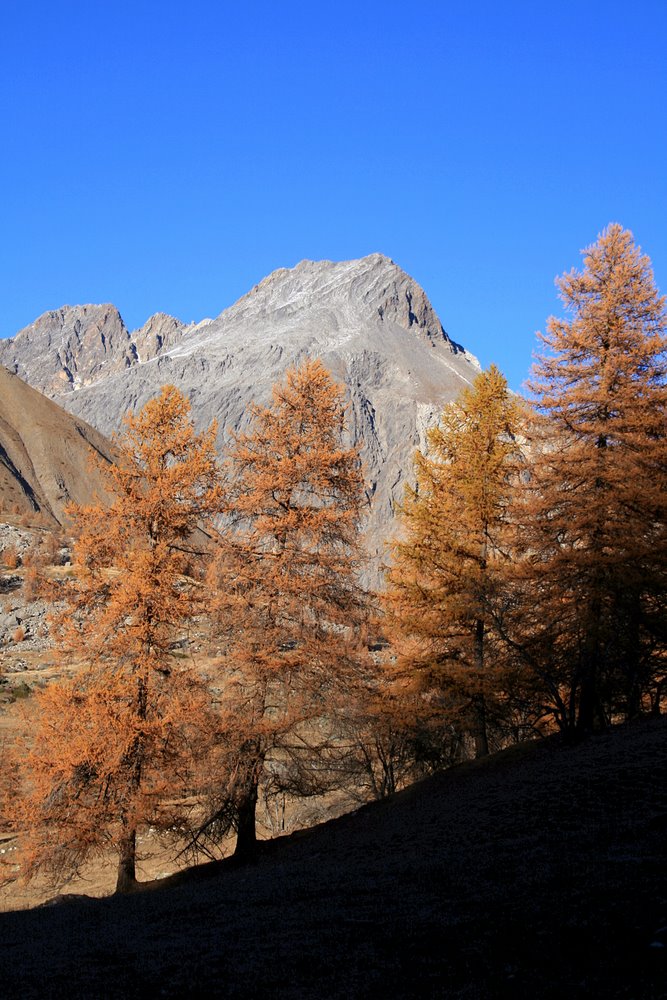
[[523, 224, 667, 731], [383, 365, 524, 758], [202, 358, 369, 856], [13, 386, 223, 893]]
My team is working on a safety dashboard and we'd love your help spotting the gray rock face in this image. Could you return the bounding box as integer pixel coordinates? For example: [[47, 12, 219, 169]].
[[0, 593, 54, 656], [0, 304, 136, 395], [0, 254, 481, 582], [132, 313, 187, 363], [0, 306, 203, 394]]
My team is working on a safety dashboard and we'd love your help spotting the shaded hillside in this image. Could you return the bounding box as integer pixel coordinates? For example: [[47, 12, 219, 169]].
[[2, 718, 666, 999], [0, 367, 114, 525]]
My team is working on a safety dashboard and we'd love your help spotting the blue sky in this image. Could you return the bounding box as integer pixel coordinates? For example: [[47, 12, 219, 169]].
[[1, 0, 665, 391]]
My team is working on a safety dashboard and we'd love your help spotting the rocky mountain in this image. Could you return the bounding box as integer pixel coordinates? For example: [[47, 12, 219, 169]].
[[0, 366, 114, 526], [0, 255, 481, 573], [0, 305, 198, 395]]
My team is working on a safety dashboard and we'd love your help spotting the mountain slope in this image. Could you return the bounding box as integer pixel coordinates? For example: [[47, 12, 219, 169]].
[[0, 256, 480, 573], [0, 367, 114, 525], [1, 718, 666, 998]]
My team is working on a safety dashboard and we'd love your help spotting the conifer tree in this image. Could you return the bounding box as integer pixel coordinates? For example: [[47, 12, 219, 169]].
[[13, 386, 222, 892], [203, 359, 368, 856], [524, 224, 667, 731], [384, 365, 523, 757]]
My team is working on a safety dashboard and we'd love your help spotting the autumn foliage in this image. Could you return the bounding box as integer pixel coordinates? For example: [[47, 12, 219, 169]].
[[385, 224, 667, 745], [519, 223, 667, 731], [5, 226, 667, 901], [200, 359, 369, 855], [12, 386, 222, 892], [383, 365, 524, 756]]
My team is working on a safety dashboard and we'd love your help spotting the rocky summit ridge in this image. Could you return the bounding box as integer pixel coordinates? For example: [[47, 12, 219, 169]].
[[0, 304, 202, 396], [0, 255, 481, 576]]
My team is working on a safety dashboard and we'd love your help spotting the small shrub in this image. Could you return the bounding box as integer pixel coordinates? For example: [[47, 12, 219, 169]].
[[22, 545, 41, 571], [22, 565, 50, 601], [1, 546, 20, 570], [40, 533, 68, 567], [12, 625, 26, 643]]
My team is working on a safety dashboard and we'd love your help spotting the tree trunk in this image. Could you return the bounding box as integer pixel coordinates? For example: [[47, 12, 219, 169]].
[[115, 827, 138, 894], [577, 590, 603, 736], [472, 694, 489, 758], [472, 618, 489, 758], [576, 657, 597, 735], [623, 592, 643, 720], [234, 778, 259, 859], [115, 672, 146, 893]]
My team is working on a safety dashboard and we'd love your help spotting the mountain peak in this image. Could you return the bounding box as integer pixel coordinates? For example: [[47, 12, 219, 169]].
[[0, 256, 480, 584], [293, 252, 395, 270], [223, 253, 459, 355], [132, 313, 185, 362], [0, 303, 133, 393]]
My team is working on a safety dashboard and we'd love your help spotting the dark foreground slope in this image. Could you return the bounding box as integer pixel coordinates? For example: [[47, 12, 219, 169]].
[[2, 718, 666, 999]]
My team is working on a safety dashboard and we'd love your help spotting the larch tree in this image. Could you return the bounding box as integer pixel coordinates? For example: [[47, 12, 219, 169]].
[[201, 358, 369, 857], [13, 386, 223, 893], [383, 365, 523, 758], [523, 224, 667, 732]]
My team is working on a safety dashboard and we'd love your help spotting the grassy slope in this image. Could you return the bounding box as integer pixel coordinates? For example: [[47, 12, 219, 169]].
[[1, 717, 666, 999]]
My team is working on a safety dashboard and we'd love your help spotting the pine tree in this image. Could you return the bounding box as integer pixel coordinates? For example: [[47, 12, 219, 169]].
[[384, 365, 523, 757], [203, 359, 368, 856], [525, 224, 667, 731], [13, 386, 223, 892]]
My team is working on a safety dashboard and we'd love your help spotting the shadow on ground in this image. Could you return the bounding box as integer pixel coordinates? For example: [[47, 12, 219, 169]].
[[2, 717, 666, 998]]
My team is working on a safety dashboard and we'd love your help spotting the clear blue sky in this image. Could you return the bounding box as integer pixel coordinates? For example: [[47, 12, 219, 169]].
[[1, 0, 665, 391]]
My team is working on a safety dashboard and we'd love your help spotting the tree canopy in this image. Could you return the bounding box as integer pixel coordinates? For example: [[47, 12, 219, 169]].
[[202, 358, 369, 856], [13, 386, 222, 892], [384, 364, 523, 756], [6, 225, 667, 901], [522, 224, 667, 731]]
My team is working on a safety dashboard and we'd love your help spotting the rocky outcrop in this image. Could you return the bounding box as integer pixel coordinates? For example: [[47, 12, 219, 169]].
[[0, 255, 480, 581], [0, 305, 209, 395], [0, 304, 137, 395], [132, 313, 186, 363]]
